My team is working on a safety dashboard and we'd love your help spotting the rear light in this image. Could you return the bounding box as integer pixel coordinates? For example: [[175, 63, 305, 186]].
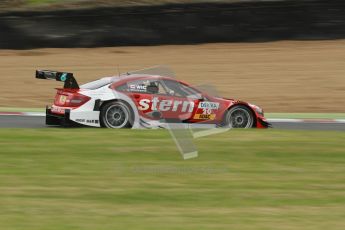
[[66, 94, 91, 107], [54, 89, 90, 107]]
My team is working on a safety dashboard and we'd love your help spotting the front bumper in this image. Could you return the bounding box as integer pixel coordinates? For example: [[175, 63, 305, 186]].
[[257, 117, 272, 128], [46, 106, 76, 127]]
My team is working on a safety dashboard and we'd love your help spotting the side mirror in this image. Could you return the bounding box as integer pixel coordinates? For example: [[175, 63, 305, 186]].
[[187, 93, 205, 101]]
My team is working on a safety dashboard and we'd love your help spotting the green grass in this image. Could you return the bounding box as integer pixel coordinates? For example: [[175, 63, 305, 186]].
[[0, 129, 345, 230]]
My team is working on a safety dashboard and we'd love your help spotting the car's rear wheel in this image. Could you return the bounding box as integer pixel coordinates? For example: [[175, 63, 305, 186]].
[[100, 101, 133, 128], [223, 105, 254, 128]]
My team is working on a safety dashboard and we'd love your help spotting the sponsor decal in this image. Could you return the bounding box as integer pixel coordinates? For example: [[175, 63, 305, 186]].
[[137, 98, 219, 120], [198, 102, 219, 109], [193, 114, 216, 120], [138, 97, 194, 113], [45, 72, 55, 78], [76, 119, 99, 124], [59, 95, 67, 104], [193, 102, 219, 120], [129, 84, 147, 92], [51, 106, 65, 114]]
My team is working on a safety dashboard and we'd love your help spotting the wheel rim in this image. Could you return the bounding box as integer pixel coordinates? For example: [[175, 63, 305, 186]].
[[227, 108, 253, 128], [105, 104, 129, 128]]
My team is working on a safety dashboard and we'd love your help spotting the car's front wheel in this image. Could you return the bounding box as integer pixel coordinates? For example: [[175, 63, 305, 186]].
[[223, 105, 254, 128], [100, 101, 133, 128]]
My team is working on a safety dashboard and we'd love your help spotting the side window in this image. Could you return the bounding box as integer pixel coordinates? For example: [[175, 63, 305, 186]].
[[163, 80, 201, 98], [156, 81, 168, 95], [116, 83, 129, 92], [180, 84, 201, 97]]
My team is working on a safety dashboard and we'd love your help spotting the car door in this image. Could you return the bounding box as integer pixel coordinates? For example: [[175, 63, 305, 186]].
[[156, 79, 201, 122], [162, 80, 224, 123], [115, 78, 156, 119]]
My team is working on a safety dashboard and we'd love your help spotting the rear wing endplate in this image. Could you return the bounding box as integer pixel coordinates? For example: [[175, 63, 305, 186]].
[[36, 70, 79, 89]]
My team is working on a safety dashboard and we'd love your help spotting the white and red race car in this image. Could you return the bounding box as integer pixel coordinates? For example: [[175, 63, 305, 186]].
[[36, 66, 270, 129]]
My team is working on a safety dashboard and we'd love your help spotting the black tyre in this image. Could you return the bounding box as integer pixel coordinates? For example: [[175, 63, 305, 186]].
[[223, 105, 255, 128], [100, 101, 133, 128]]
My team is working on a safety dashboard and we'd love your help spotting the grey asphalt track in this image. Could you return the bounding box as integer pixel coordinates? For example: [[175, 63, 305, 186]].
[[0, 115, 345, 130], [0, 115, 47, 128]]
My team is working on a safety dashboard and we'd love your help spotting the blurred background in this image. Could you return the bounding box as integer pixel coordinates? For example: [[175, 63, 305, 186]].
[[0, 0, 345, 112]]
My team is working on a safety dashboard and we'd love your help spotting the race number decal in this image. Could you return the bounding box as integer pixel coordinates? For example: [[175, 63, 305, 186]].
[[193, 102, 219, 120]]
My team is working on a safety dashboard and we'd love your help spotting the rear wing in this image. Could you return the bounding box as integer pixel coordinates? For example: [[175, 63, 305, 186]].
[[35, 70, 79, 89]]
